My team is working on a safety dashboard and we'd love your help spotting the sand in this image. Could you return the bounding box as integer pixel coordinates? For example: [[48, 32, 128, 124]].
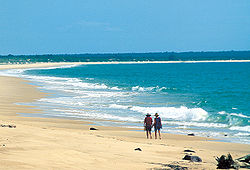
[[0, 63, 249, 170], [1, 59, 250, 70]]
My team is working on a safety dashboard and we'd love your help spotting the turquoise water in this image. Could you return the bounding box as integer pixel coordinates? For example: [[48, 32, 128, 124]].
[[1, 62, 249, 143]]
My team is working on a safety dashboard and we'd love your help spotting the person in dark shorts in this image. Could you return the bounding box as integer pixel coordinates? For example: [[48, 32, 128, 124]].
[[144, 113, 152, 139], [153, 113, 162, 139]]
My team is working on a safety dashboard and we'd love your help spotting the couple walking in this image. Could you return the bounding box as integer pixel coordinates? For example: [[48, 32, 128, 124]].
[[144, 113, 162, 139]]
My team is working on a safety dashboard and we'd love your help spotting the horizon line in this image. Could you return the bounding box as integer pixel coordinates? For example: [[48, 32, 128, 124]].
[[1, 50, 250, 56]]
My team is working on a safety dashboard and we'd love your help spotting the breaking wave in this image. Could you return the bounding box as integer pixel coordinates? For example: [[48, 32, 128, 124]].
[[109, 104, 208, 121], [131, 85, 176, 92]]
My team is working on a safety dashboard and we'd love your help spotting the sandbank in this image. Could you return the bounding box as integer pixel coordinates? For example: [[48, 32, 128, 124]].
[[0, 63, 249, 169], [1, 59, 250, 70]]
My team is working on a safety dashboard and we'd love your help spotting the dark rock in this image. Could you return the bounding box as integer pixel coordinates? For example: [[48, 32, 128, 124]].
[[184, 149, 195, 153], [224, 134, 228, 136], [164, 164, 188, 170], [183, 155, 191, 160], [90, 127, 98, 130], [134, 148, 142, 151], [191, 156, 202, 162], [147, 162, 188, 170], [188, 133, 195, 136], [183, 155, 202, 162]]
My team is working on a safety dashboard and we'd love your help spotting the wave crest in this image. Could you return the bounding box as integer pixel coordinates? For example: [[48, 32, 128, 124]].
[[131, 86, 175, 92], [109, 104, 208, 121]]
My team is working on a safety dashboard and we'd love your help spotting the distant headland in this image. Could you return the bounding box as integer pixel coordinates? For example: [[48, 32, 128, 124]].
[[1, 50, 250, 64]]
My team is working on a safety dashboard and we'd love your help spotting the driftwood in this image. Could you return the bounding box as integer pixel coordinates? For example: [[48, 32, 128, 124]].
[[184, 149, 195, 153], [235, 154, 250, 169], [134, 148, 142, 151], [216, 153, 235, 169], [215, 153, 250, 169], [1, 124, 16, 128], [236, 154, 250, 163]]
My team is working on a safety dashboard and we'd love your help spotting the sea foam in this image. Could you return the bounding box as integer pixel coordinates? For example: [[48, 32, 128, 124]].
[[109, 104, 208, 121], [229, 126, 250, 132]]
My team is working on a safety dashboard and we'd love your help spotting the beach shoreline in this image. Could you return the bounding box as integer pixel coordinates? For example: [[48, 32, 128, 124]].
[[1, 59, 250, 70], [0, 63, 249, 169]]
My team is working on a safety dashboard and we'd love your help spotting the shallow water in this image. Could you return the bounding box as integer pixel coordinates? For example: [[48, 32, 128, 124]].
[[1, 62, 249, 144]]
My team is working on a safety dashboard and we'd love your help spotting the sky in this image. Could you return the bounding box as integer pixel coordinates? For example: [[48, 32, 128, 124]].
[[0, 0, 250, 55]]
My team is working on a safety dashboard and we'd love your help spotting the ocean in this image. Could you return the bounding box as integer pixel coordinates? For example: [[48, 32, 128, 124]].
[[1, 62, 250, 144]]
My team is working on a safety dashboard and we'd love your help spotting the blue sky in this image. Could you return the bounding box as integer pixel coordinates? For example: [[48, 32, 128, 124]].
[[0, 0, 250, 54]]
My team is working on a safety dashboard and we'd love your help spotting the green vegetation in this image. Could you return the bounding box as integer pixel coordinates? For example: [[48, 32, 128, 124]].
[[0, 51, 250, 64]]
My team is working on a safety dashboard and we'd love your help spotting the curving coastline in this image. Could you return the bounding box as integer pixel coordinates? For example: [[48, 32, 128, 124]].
[[0, 62, 249, 169], [1, 59, 250, 70]]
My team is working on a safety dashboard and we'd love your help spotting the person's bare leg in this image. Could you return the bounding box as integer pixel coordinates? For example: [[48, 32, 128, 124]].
[[155, 130, 157, 139], [146, 130, 149, 139], [158, 130, 161, 139], [149, 131, 152, 139]]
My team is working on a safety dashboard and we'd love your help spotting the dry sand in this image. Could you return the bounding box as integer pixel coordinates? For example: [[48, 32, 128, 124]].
[[0, 63, 249, 169]]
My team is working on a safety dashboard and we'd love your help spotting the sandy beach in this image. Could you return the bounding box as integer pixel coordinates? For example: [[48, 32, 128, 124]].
[[0, 63, 250, 169]]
